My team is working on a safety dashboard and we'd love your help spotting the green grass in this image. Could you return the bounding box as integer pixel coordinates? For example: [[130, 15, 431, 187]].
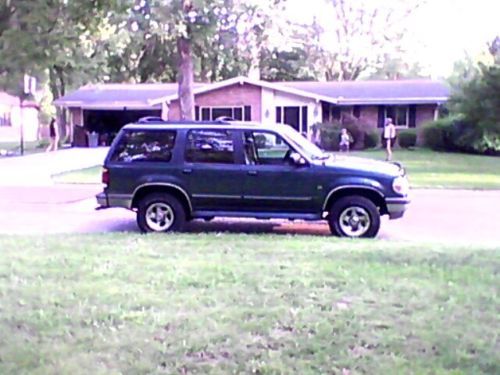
[[52, 166, 102, 184], [353, 148, 500, 189], [0, 141, 44, 156], [0, 234, 498, 374]]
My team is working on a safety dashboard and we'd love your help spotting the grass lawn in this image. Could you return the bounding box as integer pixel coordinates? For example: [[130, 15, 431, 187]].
[[0, 234, 498, 374], [0, 141, 44, 156], [52, 166, 102, 184], [353, 148, 500, 189], [52, 148, 500, 189]]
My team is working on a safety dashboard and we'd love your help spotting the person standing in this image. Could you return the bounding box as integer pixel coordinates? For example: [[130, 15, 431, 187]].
[[339, 128, 351, 152], [46, 118, 59, 152], [383, 118, 396, 161]]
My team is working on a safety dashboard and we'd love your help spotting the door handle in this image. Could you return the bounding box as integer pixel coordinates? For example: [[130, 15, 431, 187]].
[[182, 168, 193, 174], [247, 170, 258, 176]]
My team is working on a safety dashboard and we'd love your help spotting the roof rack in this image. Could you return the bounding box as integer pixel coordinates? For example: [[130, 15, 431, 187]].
[[133, 118, 233, 126], [138, 116, 164, 123]]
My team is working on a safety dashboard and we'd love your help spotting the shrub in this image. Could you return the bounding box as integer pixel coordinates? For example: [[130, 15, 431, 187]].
[[317, 114, 372, 150], [364, 130, 379, 149], [398, 129, 417, 148], [422, 118, 456, 151]]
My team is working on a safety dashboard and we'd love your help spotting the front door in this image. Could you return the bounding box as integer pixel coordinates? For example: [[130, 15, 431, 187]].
[[240, 130, 319, 213], [183, 129, 244, 211]]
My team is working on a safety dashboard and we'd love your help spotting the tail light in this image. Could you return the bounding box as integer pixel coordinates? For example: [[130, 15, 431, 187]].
[[102, 167, 109, 186]]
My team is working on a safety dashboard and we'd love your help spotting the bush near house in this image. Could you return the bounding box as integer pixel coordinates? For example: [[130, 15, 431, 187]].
[[364, 130, 379, 149], [433, 62, 500, 155], [423, 115, 500, 155], [318, 114, 371, 151], [398, 129, 417, 148]]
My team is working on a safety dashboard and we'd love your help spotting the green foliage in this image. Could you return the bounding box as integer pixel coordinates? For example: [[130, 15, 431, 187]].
[[364, 130, 379, 149], [1, 234, 499, 374], [260, 48, 315, 81], [398, 129, 417, 148], [445, 62, 500, 154], [318, 114, 371, 150], [422, 118, 456, 151]]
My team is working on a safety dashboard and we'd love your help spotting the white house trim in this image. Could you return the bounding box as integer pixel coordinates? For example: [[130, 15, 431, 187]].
[[148, 76, 338, 106]]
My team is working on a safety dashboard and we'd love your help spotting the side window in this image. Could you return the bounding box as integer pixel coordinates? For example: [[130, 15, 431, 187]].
[[244, 131, 293, 165], [110, 130, 176, 163], [185, 130, 235, 164]]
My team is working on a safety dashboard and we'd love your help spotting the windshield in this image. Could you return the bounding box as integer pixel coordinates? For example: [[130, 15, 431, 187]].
[[280, 125, 329, 160]]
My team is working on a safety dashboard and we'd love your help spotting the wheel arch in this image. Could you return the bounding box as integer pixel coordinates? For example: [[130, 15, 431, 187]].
[[323, 186, 388, 215], [131, 183, 192, 217]]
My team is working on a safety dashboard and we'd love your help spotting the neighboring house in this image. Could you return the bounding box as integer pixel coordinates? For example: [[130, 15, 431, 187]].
[[0, 91, 40, 142], [54, 76, 449, 146]]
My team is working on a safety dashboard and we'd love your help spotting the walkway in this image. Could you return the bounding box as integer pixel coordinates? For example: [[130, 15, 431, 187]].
[[0, 147, 108, 186]]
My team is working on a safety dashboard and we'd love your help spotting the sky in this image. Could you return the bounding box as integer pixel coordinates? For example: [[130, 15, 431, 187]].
[[285, 0, 500, 77]]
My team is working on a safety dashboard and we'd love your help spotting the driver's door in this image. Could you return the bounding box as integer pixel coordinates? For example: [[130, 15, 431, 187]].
[[241, 130, 319, 213]]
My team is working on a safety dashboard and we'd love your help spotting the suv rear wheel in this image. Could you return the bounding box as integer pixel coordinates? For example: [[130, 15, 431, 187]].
[[137, 193, 186, 233], [328, 196, 380, 238]]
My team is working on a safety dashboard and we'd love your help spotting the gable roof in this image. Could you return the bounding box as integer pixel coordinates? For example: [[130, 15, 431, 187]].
[[54, 77, 450, 109], [149, 76, 339, 105], [280, 80, 450, 105], [54, 83, 203, 109]]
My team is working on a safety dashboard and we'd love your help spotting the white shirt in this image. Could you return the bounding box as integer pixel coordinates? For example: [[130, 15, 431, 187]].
[[384, 124, 396, 139]]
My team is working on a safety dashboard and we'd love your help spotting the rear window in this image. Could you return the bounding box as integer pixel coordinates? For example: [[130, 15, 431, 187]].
[[110, 130, 176, 163]]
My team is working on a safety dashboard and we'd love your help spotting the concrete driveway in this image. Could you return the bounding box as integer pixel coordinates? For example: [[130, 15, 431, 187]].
[[0, 147, 108, 186], [0, 184, 499, 245]]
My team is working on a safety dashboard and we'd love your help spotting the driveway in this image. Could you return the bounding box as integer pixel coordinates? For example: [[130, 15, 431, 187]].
[[0, 147, 108, 186], [0, 184, 499, 245]]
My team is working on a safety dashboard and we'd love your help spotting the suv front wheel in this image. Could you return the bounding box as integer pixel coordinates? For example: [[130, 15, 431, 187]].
[[328, 196, 380, 238], [137, 193, 186, 233]]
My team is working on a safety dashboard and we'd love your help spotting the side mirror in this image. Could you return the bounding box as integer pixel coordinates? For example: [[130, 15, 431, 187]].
[[290, 152, 307, 166]]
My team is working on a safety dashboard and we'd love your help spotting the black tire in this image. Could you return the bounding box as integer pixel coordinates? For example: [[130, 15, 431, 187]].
[[328, 196, 380, 238], [137, 193, 186, 233]]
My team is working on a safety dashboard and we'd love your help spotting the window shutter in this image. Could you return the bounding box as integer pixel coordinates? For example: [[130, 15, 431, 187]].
[[409, 105, 416, 128], [276, 107, 282, 123], [301, 106, 308, 131], [195, 106, 200, 121], [377, 106, 385, 128], [244, 106, 251, 121], [353, 105, 361, 118]]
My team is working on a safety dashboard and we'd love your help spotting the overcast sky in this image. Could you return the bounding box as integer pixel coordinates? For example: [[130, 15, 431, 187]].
[[285, 0, 500, 77]]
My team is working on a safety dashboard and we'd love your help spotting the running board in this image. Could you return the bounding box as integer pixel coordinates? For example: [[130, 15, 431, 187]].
[[192, 211, 322, 221]]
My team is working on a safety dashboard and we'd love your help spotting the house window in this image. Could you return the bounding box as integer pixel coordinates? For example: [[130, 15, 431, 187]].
[[385, 106, 409, 127], [275, 105, 308, 133], [197, 106, 250, 121], [353, 106, 361, 119], [0, 109, 10, 126]]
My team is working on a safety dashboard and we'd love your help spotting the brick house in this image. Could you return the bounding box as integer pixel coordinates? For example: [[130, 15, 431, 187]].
[[54, 76, 449, 146]]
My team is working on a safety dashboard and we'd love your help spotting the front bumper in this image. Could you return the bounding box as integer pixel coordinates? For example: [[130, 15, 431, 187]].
[[385, 196, 410, 219]]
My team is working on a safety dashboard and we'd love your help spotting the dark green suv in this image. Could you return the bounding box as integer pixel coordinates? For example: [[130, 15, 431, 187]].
[[97, 119, 410, 238]]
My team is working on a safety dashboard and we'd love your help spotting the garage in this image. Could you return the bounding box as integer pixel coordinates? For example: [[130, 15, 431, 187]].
[[54, 82, 178, 147], [82, 108, 161, 146]]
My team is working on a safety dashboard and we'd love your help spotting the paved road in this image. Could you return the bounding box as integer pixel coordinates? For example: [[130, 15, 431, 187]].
[[0, 185, 499, 245]]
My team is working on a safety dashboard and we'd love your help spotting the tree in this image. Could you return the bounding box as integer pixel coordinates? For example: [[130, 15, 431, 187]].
[[0, 0, 124, 133], [260, 47, 314, 81], [296, 0, 426, 81]]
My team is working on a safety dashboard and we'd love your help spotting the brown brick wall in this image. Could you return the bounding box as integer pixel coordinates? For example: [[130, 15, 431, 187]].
[[358, 106, 379, 130], [168, 83, 262, 121], [69, 108, 83, 125], [415, 104, 436, 145]]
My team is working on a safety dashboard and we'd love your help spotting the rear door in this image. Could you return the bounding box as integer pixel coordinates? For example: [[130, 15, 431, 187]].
[[182, 129, 245, 211]]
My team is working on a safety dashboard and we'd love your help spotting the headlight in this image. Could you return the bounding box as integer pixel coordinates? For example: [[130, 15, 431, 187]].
[[392, 176, 409, 195]]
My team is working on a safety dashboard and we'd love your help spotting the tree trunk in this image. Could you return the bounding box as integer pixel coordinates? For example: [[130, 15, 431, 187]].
[[177, 0, 194, 121]]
